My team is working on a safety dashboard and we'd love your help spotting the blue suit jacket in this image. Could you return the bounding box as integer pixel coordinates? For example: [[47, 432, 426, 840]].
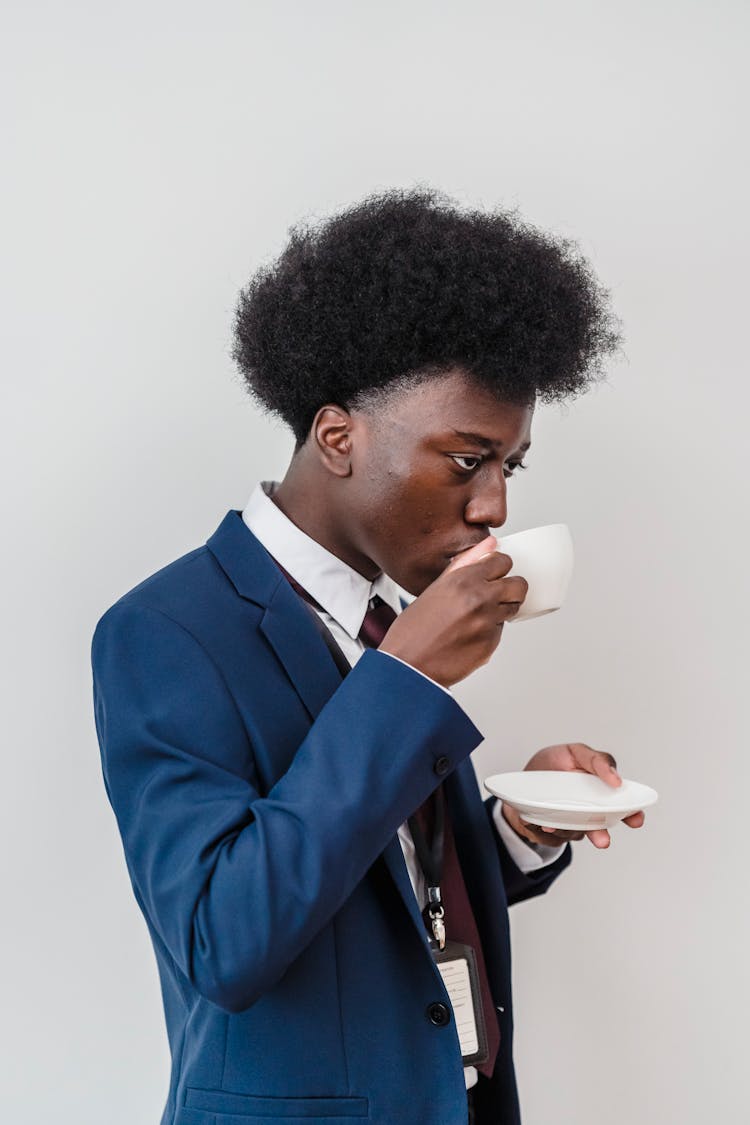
[[92, 510, 571, 1125]]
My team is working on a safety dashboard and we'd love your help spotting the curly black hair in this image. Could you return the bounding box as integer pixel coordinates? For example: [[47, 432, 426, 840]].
[[232, 187, 621, 448]]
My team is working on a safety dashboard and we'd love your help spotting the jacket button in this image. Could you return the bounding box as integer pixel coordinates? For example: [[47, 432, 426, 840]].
[[433, 756, 450, 776], [427, 1002, 451, 1026]]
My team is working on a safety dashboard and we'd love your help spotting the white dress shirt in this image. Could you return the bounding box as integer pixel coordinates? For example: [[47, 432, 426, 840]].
[[242, 481, 564, 1090]]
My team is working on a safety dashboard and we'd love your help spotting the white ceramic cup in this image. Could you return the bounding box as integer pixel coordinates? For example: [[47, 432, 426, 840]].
[[495, 523, 574, 622]]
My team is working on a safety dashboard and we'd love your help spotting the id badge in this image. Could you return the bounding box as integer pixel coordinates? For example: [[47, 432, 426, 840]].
[[431, 940, 489, 1067]]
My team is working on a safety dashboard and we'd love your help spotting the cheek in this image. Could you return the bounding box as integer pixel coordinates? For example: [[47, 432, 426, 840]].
[[385, 470, 458, 538]]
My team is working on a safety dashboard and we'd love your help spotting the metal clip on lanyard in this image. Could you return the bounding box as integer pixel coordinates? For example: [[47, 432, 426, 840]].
[[407, 786, 447, 950]]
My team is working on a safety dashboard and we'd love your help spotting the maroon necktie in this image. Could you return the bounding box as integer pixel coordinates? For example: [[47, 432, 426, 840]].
[[358, 596, 500, 1079]]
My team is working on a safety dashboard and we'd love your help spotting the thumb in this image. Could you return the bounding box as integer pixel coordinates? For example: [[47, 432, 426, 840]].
[[444, 534, 497, 573]]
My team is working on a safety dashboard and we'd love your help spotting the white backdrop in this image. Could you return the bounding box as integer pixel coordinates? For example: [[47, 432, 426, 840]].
[[2, 2, 748, 1122]]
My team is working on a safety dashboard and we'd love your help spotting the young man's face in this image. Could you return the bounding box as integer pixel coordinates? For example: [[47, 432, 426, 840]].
[[345, 370, 534, 596]]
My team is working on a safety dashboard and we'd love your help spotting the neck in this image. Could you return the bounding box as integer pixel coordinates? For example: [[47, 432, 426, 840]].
[[271, 455, 381, 582]]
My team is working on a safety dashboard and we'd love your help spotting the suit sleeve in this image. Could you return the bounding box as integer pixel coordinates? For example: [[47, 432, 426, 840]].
[[92, 601, 484, 1013], [484, 795, 572, 905]]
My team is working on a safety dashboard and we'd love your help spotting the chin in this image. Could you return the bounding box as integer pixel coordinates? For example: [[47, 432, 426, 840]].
[[398, 563, 443, 598]]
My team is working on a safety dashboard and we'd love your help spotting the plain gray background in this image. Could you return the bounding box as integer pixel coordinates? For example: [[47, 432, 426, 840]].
[[2, 1, 748, 1122]]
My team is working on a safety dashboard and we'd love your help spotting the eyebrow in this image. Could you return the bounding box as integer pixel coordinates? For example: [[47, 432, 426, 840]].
[[448, 428, 531, 453]]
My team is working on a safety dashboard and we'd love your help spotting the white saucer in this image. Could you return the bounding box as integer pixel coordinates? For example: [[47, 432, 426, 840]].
[[483, 770, 658, 831]]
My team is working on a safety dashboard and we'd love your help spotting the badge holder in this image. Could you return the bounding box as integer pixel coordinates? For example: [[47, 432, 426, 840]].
[[409, 791, 490, 1067]]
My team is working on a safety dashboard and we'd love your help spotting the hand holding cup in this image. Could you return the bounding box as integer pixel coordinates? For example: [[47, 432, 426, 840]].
[[378, 535, 528, 687]]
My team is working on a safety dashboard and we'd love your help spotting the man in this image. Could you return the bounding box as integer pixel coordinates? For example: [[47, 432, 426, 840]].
[[92, 189, 643, 1125]]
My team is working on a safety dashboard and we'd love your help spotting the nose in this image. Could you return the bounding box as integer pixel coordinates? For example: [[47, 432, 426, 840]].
[[464, 471, 507, 530]]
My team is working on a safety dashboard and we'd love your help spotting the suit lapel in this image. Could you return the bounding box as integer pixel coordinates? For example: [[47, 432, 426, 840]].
[[207, 510, 344, 720], [259, 585, 345, 720]]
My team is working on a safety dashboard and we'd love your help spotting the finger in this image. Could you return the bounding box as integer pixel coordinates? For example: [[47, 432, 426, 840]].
[[465, 546, 512, 580], [586, 828, 611, 848], [521, 821, 584, 844], [568, 743, 621, 788], [542, 830, 585, 843], [622, 810, 645, 828], [495, 574, 528, 605], [445, 535, 497, 572], [536, 828, 584, 842], [488, 551, 515, 580], [497, 605, 522, 626]]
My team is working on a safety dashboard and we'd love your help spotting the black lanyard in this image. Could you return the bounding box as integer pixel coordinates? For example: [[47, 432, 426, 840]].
[[300, 598, 353, 679], [408, 786, 448, 948]]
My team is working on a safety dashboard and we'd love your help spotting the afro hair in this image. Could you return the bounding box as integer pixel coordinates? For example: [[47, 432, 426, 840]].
[[232, 187, 621, 447]]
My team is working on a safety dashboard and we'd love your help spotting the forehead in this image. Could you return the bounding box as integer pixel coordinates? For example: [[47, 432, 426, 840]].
[[386, 370, 534, 447]]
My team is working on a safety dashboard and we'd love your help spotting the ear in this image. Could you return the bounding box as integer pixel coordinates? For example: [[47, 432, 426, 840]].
[[311, 404, 355, 478]]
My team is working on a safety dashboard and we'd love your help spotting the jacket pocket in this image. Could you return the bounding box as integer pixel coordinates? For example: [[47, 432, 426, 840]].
[[185, 1087, 369, 1119]]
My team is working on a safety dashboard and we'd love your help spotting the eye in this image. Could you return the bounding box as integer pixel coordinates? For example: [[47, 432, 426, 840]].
[[449, 454, 484, 472], [449, 454, 529, 477], [504, 460, 528, 479]]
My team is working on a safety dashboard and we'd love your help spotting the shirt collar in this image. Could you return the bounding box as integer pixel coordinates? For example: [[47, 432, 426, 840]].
[[242, 481, 404, 640]]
